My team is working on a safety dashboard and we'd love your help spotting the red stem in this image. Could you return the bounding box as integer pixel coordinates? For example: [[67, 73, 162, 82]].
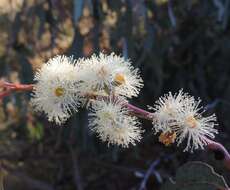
[[0, 82, 34, 99], [125, 103, 154, 120], [205, 139, 230, 170], [4, 82, 34, 91], [126, 103, 230, 170], [1, 82, 230, 170], [0, 90, 12, 99]]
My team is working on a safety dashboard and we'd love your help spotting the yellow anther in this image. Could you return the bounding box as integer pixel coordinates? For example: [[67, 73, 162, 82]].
[[114, 73, 125, 85], [159, 131, 176, 146], [185, 116, 197, 128], [54, 87, 65, 97]]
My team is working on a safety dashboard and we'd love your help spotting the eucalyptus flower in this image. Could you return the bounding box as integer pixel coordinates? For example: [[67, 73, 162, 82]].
[[89, 98, 143, 147]]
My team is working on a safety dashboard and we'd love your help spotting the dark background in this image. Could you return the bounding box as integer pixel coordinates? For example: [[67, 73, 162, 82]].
[[0, 0, 229, 189]]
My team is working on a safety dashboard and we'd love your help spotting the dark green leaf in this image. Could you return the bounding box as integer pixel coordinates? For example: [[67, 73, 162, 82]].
[[161, 161, 229, 190]]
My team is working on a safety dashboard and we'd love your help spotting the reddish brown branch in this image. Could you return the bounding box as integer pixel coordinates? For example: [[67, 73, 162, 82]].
[[206, 139, 230, 170], [85, 93, 154, 120], [0, 81, 34, 99], [3, 82, 34, 91], [0, 90, 12, 99], [1, 82, 230, 171], [125, 103, 154, 120]]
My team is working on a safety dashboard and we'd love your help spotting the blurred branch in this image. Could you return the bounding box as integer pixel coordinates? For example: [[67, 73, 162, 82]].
[[213, 0, 225, 22], [204, 98, 230, 110], [8, 0, 26, 50], [168, 0, 176, 28], [122, 38, 129, 60], [222, 0, 230, 29], [138, 159, 161, 190], [47, 0, 58, 48], [73, 0, 84, 23], [2, 82, 230, 172], [1, 164, 55, 190], [138, 155, 174, 190], [68, 146, 84, 190]]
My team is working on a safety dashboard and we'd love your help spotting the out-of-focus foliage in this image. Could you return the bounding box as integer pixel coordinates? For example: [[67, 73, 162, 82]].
[[161, 161, 229, 190], [27, 121, 44, 141], [0, 0, 230, 189]]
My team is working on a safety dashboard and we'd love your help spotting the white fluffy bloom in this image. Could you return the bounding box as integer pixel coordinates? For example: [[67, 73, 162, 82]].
[[172, 97, 218, 152], [31, 55, 81, 125], [78, 53, 143, 98], [149, 89, 218, 152], [148, 90, 194, 133], [89, 98, 143, 147]]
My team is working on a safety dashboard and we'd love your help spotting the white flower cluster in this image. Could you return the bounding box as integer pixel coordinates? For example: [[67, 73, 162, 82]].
[[31, 53, 218, 152], [31, 53, 144, 147], [78, 53, 143, 97], [31, 55, 82, 125], [148, 90, 218, 152], [89, 99, 143, 148]]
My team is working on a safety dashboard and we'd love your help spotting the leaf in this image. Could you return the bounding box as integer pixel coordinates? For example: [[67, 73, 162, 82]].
[[27, 122, 44, 141], [161, 161, 229, 190]]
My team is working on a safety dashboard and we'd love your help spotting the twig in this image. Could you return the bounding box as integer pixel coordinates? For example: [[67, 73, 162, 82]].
[[1, 164, 55, 190], [138, 159, 161, 190], [212, 0, 225, 22], [3, 82, 34, 91], [125, 103, 154, 121], [1, 81, 230, 171], [168, 0, 176, 28], [84, 93, 155, 120], [222, 0, 230, 30], [68, 146, 84, 190], [205, 138, 230, 170], [0, 90, 12, 99], [0, 81, 34, 99]]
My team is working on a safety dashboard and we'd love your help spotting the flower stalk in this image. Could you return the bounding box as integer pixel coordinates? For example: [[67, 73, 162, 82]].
[[128, 103, 230, 170], [205, 138, 230, 170], [1, 80, 230, 170], [125, 103, 154, 120], [0, 81, 34, 99]]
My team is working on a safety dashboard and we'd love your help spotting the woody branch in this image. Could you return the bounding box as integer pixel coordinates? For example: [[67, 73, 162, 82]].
[[0, 81, 229, 171]]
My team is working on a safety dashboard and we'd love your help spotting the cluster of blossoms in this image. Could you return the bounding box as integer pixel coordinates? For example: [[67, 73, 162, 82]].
[[31, 53, 144, 148], [31, 53, 218, 152], [148, 90, 218, 152]]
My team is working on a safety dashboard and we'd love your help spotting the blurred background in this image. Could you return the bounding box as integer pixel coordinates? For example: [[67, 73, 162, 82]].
[[0, 0, 230, 189]]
